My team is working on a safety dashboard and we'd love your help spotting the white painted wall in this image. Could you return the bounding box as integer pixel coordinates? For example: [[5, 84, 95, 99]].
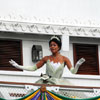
[[22, 40, 50, 75], [0, 0, 100, 22]]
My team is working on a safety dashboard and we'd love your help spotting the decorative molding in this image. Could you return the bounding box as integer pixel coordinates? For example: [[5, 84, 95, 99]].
[[0, 15, 100, 38]]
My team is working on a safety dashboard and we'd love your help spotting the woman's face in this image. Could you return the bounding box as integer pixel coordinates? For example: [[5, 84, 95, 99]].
[[49, 41, 60, 54]]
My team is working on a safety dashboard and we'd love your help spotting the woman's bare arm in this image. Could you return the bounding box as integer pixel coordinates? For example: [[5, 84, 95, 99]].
[[63, 56, 72, 69], [9, 56, 49, 71], [36, 56, 49, 68]]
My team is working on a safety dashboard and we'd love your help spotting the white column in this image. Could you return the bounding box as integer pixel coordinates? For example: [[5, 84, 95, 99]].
[[62, 34, 69, 51], [98, 45, 100, 74]]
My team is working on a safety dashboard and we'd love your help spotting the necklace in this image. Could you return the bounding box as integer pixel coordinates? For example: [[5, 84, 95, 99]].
[[52, 55, 56, 58], [52, 53, 60, 59]]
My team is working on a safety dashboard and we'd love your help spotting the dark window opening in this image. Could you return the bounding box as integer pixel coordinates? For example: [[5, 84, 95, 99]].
[[0, 39, 22, 71], [73, 44, 99, 75]]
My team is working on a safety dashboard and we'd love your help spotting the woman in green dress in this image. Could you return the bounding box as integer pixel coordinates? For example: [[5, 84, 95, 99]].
[[9, 35, 85, 85]]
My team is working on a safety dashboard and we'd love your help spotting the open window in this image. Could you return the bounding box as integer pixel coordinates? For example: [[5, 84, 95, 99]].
[[32, 45, 43, 62]]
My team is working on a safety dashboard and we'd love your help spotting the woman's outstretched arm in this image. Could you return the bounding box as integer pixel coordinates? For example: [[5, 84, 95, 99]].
[[9, 56, 48, 71], [64, 57, 85, 74], [70, 58, 85, 74]]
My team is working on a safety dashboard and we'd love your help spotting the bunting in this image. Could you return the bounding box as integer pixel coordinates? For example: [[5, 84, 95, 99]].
[[0, 88, 100, 100]]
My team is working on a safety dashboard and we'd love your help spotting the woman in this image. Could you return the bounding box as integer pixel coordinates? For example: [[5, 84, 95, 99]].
[[9, 35, 85, 85]]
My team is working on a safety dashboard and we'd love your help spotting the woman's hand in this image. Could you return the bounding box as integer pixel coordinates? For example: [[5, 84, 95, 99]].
[[9, 59, 37, 71], [9, 59, 20, 69], [75, 58, 85, 67], [70, 58, 85, 74]]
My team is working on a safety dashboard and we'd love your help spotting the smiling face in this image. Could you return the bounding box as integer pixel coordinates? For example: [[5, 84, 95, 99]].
[[49, 41, 60, 54]]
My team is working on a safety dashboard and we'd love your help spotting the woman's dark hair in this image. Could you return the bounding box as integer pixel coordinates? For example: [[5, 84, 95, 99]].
[[49, 36, 62, 50]]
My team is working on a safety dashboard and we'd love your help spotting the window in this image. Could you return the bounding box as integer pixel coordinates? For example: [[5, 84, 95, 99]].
[[73, 44, 99, 75], [0, 39, 22, 71]]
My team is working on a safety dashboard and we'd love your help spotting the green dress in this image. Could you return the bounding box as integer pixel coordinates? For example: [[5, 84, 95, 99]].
[[35, 60, 70, 85]]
